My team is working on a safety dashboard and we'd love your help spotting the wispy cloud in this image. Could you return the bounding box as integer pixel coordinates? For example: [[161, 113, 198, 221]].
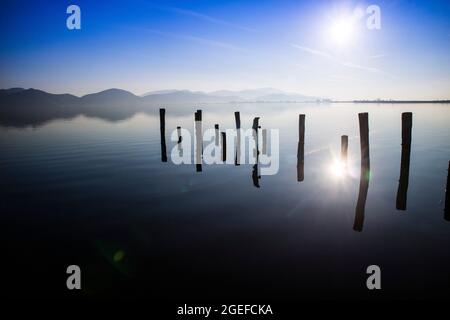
[[340, 61, 382, 73], [328, 74, 353, 81], [291, 44, 391, 76], [143, 29, 246, 52], [291, 45, 334, 60], [157, 5, 255, 32], [368, 54, 386, 60]]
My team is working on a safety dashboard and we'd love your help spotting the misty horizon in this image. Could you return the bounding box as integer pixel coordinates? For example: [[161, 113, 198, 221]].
[[1, 87, 449, 102]]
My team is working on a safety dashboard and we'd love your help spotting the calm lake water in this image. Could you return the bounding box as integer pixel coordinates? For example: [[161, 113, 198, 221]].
[[1, 103, 449, 299]]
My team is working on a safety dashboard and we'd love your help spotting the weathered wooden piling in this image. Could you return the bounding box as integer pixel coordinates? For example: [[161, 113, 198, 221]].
[[195, 110, 202, 172], [262, 129, 267, 155], [358, 113, 370, 171], [234, 111, 241, 129], [353, 113, 370, 232], [341, 135, 348, 164], [221, 131, 226, 162], [214, 124, 219, 146], [235, 112, 241, 165], [177, 126, 182, 144], [396, 112, 413, 210], [159, 108, 167, 162], [445, 161, 450, 221], [252, 117, 260, 161], [297, 114, 305, 182]]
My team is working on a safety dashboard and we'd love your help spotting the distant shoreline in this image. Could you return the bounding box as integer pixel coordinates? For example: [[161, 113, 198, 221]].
[[335, 100, 450, 104]]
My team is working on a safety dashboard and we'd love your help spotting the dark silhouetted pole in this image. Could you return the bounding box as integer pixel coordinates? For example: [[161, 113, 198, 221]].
[[159, 108, 167, 162], [252, 117, 260, 160], [221, 132, 227, 162], [354, 113, 370, 232], [195, 110, 202, 172], [445, 161, 450, 221], [341, 135, 348, 165], [235, 112, 241, 129], [235, 112, 241, 165], [251, 117, 261, 188], [262, 129, 267, 155], [297, 114, 305, 182], [214, 124, 219, 146], [177, 126, 182, 144], [396, 112, 413, 210]]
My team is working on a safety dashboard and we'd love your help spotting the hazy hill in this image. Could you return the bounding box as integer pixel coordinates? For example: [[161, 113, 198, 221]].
[[0, 88, 79, 107], [142, 90, 240, 103], [0, 87, 321, 127], [0, 88, 26, 96], [210, 88, 288, 100], [0, 87, 320, 108], [142, 87, 318, 102], [80, 88, 141, 107]]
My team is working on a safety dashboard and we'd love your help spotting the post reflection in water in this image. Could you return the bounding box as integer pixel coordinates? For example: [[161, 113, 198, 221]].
[[176, 126, 183, 157], [329, 135, 349, 179], [221, 131, 227, 162], [252, 117, 261, 188], [354, 113, 370, 232], [297, 114, 305, 182], [341, 135, 348, 167], [445, 161, 450, 221], [396, 112, 413, 210]]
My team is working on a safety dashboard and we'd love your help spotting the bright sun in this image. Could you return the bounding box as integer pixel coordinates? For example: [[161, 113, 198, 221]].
[[329, 159, 346, 178], [329, 17, 356, 46]]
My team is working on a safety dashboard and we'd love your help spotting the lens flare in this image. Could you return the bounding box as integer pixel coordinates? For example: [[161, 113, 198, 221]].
[[329, 17, 355, 46], [330, 159, 346, 178]]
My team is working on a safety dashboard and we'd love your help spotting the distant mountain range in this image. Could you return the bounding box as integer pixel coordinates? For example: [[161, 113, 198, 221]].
[[141, 87, 322, 102], [0, 87, 323, 108], [0, 87, 325, 127], [3, 87, 445, 128]]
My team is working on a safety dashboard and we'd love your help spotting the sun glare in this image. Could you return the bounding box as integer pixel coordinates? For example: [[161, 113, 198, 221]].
[[330, 159, 346, 178], [329, 16, 356, 46]]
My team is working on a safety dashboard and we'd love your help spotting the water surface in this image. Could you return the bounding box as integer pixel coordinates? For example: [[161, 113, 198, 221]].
[[1, 103, 449, 299]]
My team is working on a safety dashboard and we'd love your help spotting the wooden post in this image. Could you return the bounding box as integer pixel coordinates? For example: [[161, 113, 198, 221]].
[[353, 113, 370, 232], [235, 112, 241, 165], [177, 126, 182, 144], [262, 129, 267, 155], [159, 108, 167, 162], [358, 113, 370, 171], [341, 135, 348, 164], [252, 117, 260, 161], [445, 161, 450, 221], [251, 117, 261, 188], [221, 131, 226, 162], [396, 112, 412, 210], [297, 114, 305, 182], [195, 110, 202, 172], [234, 111, 241, 129], [214, 124, 219, 146]]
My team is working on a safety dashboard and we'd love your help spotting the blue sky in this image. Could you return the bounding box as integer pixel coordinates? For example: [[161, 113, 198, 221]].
[[0, 0, 449, 99]]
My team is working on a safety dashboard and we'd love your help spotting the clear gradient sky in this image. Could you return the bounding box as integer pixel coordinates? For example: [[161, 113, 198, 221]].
[[0, 0, 449, 100]]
